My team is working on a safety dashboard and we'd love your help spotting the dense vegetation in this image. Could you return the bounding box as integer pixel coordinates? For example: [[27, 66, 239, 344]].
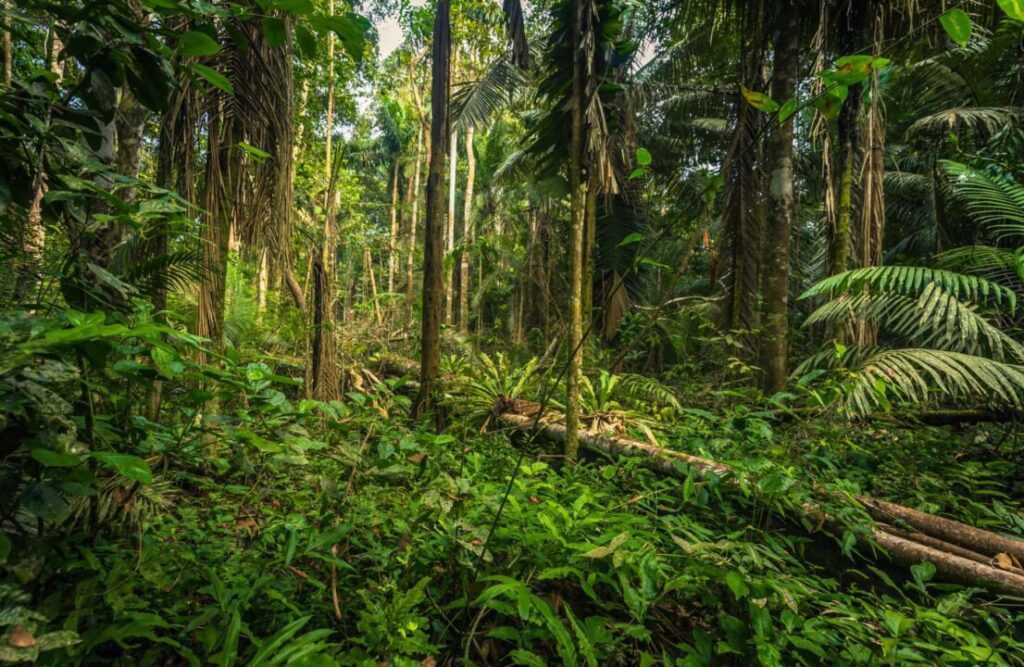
[[2, 0, 1024, 664]]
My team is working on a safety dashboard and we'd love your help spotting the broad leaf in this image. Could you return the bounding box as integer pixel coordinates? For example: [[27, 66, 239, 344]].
[[190, 63, 234, 96], [997, 0, 1024, 21], [741, 86, 779, 113], [92, 452, 154, 484], [940, 9, 973, 47], [177, 30, 220, 57]]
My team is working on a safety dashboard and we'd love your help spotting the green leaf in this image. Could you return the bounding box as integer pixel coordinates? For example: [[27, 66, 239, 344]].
[[997, 0, 1024, 21], [628, 167, 646, 180], [272, 0, 314, 13], [30, 449, 81, 467], [812, 84, 848, 119], [635, 147, 652, 165], [151, 346, 184, 379], [724, 571, 749, 600], [295, 24, 317, 58], [190, 63, 234, 96], [177, 30, 221, 57], [778, 98, 798, 124], [20, 483, 70, 523], [741, 85, 779, 113], [237, 141, 271, 162], [92, 452, 153, 484], [262, 17, 287, 48], [618, 232, 644, 247], [314, 13, 371, 63]]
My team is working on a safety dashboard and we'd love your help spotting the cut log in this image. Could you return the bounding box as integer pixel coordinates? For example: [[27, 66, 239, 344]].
[[496, 406, 1024, 595], [859, 496, 1024, 565]]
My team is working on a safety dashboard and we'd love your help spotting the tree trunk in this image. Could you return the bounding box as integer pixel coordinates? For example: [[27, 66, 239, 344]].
[[388, 159, 400, 294], [2, 0, 11, 87], [758, 2, 799, 394], [412, 0, 451, 424], [459, 125, 475, 332], [830, 0, 866, 342], [311, 0, 340, 401], [406, 124, 424, 329], [196, 111, 235, 354], [565, 0, 589, 461], [364, 245, 383, 326], [445, 126, 458, 325], [856, 1, 886, 346]]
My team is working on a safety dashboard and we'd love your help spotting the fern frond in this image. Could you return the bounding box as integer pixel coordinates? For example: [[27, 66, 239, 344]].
[[804, 285, 1024, 362], [941, 161, 1024, 240], [850, 348, 1024, 414], [801, 266, 1017, 315]]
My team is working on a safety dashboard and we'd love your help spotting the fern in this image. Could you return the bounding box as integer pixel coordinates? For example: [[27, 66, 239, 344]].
[[804, 284, 1024, 363], [801, 265, 1018, 315]]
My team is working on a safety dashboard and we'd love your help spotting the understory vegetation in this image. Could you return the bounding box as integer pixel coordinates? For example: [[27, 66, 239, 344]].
[[3, 0, 1024, 665]]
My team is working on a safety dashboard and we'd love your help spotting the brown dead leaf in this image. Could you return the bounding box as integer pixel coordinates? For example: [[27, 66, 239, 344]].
[[420, 657, 437, 667], [528, 496, 540, 505], [8, 625, 36, 648], [112, 487, 127, 503], [235, 518, 259, 535], [993, 552, 1014, 570], [407, 452, 428, 463]]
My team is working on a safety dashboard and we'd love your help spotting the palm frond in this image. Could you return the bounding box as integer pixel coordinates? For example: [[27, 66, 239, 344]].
[[804, 284, 1024, 362], [451, 54, 526, 131], [941, 160, 1024, 239], [801, 266, 1018, 315]]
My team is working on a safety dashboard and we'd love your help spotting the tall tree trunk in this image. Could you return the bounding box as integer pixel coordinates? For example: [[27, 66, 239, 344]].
[[196, 110, 236, 356], [445, 126, 458, 324], [387, 159, 400, 293], [830, 0, 866, 342], [759, 2, 800, 394], [856, 1, 886, 346], [364, 245, 383, 326], [2, 0, 11, 87], [565, 0, 589, 461], [459, 125, 475, 331], [14, 32, 62, 304], [311, 0, 340, 400], [412, 0, 451, 423], [406, 124, 424, 329]]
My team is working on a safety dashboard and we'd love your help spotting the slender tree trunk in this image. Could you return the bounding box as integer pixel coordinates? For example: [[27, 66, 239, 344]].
[[830, 0, 865, 342], [759, 2, 800, 394], [2, 0, 11, 87], [365, 245, 383, 326], [413, 0, 451, 423], [196, 111, 235, 355], [387, 159, 400, 293], [856, 1, 886, 346], [459, 125, 475, 331], [406, 124, 424, 328], [445, 126, 458, 324], [565, 0, 588, 461], [14, 32, 62, 303], [311, 0, 340, 400]]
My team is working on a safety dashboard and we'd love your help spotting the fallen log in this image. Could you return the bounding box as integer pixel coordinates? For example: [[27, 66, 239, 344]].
[[497, 406, 1024, 595]]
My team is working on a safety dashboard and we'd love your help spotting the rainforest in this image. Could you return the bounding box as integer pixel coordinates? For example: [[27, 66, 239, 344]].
[[2, 0, 1024, 664]]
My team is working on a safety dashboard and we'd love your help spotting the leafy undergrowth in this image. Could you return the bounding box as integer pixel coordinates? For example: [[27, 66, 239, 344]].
[[6, 383, 1024, 665], [3, 319, 1024, 665]]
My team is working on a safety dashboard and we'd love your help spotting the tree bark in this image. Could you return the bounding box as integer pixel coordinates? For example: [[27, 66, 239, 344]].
[[445, 126, 458, 325], [759, 2, 799, 394], [388, 159, 400, 294], [459, 125, 475, 332], [565, 0, 590, 461], [412, 0, 451, 425], [406, 124, 424, 329], [310, 0, 340, 401]]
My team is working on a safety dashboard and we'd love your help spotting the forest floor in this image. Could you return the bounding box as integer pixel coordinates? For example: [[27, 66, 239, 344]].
[[25, 357, 1024, 666]]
